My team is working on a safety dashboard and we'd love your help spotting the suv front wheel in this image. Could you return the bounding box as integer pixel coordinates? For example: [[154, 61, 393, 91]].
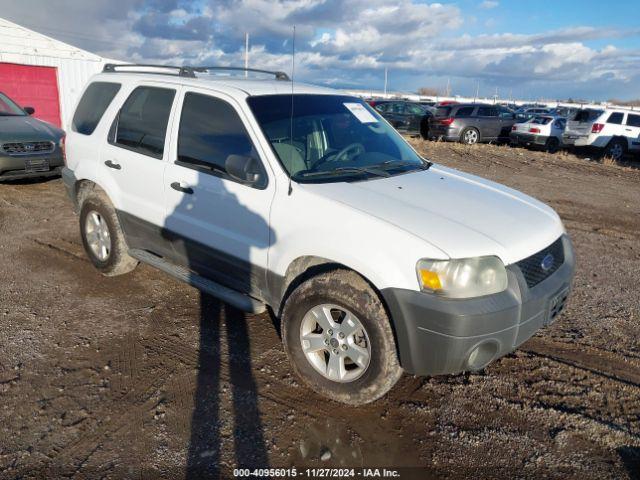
[[282, 270, 403, 405], [79, 189, 138, 276]]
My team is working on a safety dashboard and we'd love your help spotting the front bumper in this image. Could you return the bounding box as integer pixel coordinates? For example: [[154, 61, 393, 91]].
[[510, 132, 548, 147], [382, 235, 575, 376], [0, 149, 64, 181]]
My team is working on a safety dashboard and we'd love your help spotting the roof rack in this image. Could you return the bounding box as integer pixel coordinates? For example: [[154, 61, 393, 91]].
[[102, 63, 290, 81]]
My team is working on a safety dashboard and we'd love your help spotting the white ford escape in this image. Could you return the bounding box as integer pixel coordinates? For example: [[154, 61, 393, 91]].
[[63, 64, 575, 405]]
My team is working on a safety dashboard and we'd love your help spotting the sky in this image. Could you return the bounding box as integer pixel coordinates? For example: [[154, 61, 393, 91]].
[[1, 0, 639, 101]]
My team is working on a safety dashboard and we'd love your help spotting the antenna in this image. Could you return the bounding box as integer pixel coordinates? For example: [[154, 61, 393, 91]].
[[244, 32, 249, 78], [288, 26, 296, 196]]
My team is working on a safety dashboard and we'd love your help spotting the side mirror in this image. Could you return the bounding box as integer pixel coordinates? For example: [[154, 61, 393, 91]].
[[24, 106, 35, 115], [225, 155, 263, 186]]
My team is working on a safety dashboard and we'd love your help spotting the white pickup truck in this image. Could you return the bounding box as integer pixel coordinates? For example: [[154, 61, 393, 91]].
[[62, 64, 575, 404]]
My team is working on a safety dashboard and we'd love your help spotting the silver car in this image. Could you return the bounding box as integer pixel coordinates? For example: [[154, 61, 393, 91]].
[[428, 103, 517, 144]]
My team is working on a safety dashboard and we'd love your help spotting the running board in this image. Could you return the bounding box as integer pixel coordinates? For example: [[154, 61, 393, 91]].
[[129, 249, 266, 314]]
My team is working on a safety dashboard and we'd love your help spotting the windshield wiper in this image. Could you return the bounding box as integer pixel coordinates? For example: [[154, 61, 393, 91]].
[[375, 160, 433, 171], [295, 166, 391, 179]]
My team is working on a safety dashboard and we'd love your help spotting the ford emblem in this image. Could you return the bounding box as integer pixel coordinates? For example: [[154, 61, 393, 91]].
[[541, 253, 554, 271]]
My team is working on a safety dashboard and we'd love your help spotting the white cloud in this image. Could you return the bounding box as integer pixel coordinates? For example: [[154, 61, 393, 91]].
[[480, 1, 499, 9]]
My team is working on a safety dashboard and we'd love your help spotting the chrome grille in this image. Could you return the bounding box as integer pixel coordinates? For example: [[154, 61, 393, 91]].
[[2, 141, 55, 155], [516, 237, 565, 288]]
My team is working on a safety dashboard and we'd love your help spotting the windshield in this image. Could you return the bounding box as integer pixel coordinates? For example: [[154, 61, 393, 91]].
[[247, 94, 429, 183], [0, 92, 26, 116], [531, 116, 553, 125]]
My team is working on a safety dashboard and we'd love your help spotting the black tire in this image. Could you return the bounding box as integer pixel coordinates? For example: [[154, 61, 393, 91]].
[[79, 188, 138, 276], [281, 269, 403, 405], [460, 127, 480, 145], [546, 137, 560, 154], [604, 138, 627, 161]]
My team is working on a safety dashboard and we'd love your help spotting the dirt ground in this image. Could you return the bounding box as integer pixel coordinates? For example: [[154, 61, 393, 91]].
[[1, 141, 639, 479]]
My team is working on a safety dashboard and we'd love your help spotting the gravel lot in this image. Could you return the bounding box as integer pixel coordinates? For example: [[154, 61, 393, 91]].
[[1, 141, 639, 479]]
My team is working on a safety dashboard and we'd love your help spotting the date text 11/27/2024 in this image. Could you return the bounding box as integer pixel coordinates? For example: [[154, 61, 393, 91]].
[[233, 468, 406, 478]]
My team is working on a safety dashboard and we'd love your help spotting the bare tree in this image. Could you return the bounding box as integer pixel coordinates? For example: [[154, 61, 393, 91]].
[[418, 87, 439, 96]]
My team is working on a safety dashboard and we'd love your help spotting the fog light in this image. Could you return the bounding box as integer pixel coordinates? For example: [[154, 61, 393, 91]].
[[467, 341, 499, 370]]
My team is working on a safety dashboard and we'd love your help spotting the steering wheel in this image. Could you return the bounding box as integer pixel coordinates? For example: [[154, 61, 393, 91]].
[[313, 143, 365, 169]]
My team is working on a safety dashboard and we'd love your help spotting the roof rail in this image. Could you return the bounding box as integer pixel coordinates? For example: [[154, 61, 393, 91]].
[[193, 66, 290, 81], [103, 63, 197, 77], [102, 63, 290, 81]]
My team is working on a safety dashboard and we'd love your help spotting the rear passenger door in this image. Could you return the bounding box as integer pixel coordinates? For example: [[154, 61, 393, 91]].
[[625, 113, 640, 151], [100, 83, 178, 255], [163, 89, 275, 297], [476, 106, 500, 139]]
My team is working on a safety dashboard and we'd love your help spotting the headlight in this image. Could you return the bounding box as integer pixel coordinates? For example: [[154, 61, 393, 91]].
[[416, 256, 508, 298]]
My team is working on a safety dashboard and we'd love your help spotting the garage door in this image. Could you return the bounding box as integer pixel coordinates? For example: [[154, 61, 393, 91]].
[[0, 63, 61, 127]]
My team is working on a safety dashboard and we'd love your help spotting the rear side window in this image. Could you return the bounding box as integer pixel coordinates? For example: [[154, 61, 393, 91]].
[[477, 106, 498, 117], [177, 93, 256, 178], [72, 82, 121, 135], [607, 112, 624, 125], [113, 86, 175, 159], [626, 114, 640, 127], [455, 106, 474, 118], [572, 109, 603, 122]]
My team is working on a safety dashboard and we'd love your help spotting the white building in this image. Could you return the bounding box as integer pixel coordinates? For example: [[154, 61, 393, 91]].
[[0, 17, 112, 128]]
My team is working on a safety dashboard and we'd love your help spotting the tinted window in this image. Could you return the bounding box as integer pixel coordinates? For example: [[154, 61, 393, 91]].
[[405, 104, 424, 115], [455, 106, 475, 118], [72, 82, 121, 135], [178, 93, 256, 177], [114, 86, 175, 159], [374, 103, 388, 113], [626, 114, 640, 127], [477, 106, 498, 117], [435, 106, 452, 117], [607, 112, 624, 125], [531, 117, 553, 125]]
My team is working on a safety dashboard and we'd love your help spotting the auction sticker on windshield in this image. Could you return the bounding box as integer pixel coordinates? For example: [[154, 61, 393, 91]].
[[344, 102, 378, 123]]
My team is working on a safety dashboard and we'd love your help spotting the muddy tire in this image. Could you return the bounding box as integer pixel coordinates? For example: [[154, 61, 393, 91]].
[[79, 188, 138, 276], [460, 127, 480, 145], [281, 269, 403, 405]]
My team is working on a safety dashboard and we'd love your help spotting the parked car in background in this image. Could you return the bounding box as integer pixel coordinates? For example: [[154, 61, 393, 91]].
[[428, 103, 517, 144], [563, 107, 640, 160], [549, 106, 579, 119], [515, 107, 551, 123], [510, 115, 566, 153], [0, 91, 65, 181], [373, 100, 432, 138]]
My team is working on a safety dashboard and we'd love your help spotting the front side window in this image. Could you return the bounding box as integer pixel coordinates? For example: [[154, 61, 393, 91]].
[[247, 94, 429, 183], [0, 92, 26, 116], [626, 114, 640, 127], [113, 86, 175, 159], [607, 112, 624, 125], [177, 92, 258, 181], [477, 106, 498, 117], [72, 82, 121, 135]]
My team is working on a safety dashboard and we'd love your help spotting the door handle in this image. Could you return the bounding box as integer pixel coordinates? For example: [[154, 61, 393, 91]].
[[170, 182, 194, 194], [104, 160, 121, 170]]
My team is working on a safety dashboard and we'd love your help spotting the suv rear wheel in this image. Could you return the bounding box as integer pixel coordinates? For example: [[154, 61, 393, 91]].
[[281, 269, 402, 405], [604, 138, 626, 161], [79, 189, 138, 276], [460, 127, 480, 145]]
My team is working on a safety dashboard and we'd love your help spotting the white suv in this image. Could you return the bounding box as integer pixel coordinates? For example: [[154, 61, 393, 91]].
[[62, 64, 575, 405], [563, 107, 640, 160]]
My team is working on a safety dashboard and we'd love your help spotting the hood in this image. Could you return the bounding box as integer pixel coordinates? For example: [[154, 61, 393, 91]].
[[302, 165, 564, 265], [0, 115, 64, 143]]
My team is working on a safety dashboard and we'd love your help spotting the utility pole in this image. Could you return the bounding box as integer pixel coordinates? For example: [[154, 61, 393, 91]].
[[384, 68, 388, 97], [474, 81, 479, 103], [445, 78, 451, 97], [244, 32, 249, 77]]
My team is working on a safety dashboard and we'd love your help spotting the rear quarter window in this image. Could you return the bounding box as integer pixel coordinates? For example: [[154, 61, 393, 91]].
[[607, 112, 624, 125], [72, 82, 121, 135], [454, 106, 475, 118], [626, 114, 640, 127], [572, 109, 604, 122], [435, 106, 451, 117]]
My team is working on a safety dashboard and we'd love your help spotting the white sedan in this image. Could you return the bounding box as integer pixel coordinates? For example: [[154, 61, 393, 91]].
[[510, 115, 566, 153]]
